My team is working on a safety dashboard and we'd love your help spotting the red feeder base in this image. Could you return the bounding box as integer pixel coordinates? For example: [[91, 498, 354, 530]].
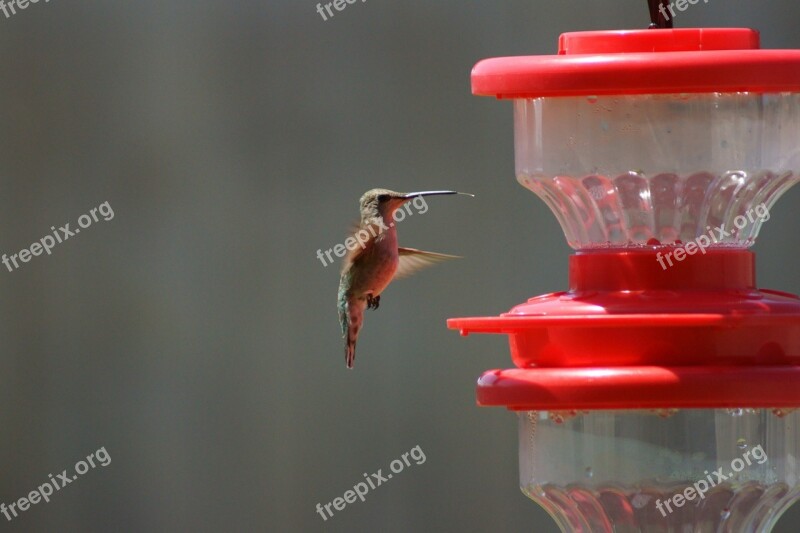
[[448, 249, 800, 409]]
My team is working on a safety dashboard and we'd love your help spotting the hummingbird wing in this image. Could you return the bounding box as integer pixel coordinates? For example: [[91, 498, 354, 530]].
[[394, 247, 460, 280], [340, 220, 382, 274]]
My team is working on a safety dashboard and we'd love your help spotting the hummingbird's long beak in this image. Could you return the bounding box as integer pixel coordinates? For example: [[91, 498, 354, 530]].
[[401, 190, 474, 199]]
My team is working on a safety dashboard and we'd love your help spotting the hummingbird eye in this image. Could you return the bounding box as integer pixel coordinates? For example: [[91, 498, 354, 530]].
[[377, 194, 390, 202]]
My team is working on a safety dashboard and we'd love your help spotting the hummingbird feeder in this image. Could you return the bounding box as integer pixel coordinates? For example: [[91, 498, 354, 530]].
[[449, 23, 800, 532]]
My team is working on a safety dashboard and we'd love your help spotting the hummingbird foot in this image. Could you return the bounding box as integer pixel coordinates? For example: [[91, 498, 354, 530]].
[[367, 294, 380, 310]]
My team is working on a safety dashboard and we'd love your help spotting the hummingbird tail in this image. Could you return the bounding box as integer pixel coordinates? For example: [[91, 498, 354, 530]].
[[340, 295, 365, 369], [345, 340, 356, 369]]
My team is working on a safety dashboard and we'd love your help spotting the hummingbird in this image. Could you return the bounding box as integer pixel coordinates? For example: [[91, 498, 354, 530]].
[[338, 189, 471, 368]]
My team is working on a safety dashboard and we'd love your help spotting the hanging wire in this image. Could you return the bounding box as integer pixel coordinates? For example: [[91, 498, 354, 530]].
[[648, 0, 674, 28]]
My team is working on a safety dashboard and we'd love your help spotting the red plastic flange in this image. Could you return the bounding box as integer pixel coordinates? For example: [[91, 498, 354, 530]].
[[476, 366, 800, 410], [448, 249, 800, 408]]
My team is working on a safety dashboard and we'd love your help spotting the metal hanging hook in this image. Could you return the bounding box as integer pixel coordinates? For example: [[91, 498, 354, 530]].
[[648, 0, 674, 28]]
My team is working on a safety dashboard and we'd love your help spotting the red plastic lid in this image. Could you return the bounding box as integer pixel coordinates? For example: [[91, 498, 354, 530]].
[[472, 28, 800, 97]]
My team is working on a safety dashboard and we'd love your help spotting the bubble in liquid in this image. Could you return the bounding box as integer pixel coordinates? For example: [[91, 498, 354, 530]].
[[737, 438, 748, 450], [631, 493, 650, 509], [587, 95, 598, 104], [584, 467, 593, 479], [548, 410, 580, 424], [727, 408, 744, 417], [772, 408, 797, 418]]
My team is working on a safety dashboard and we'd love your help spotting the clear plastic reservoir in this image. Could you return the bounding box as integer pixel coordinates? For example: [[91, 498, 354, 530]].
[[514, 93, 800, 249], [519, 408, 800, 531]]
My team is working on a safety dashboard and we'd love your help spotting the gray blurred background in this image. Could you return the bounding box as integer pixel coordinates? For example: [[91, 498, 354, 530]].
[[0, 1, 799, 531]]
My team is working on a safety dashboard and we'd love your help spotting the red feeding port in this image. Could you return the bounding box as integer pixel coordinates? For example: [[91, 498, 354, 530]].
[[449, 249, 800, 409]]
